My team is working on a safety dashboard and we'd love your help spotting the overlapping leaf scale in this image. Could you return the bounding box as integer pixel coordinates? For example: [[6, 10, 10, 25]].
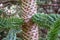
[[47, 19, 60, 40], [0, 17, 23, 29], [32, 13, 60, 29]]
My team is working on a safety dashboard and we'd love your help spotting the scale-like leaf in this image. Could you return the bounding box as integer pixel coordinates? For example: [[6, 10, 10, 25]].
[[47, 19, 60, 40], [0, 17, 23, 29], [32, 13, 60, 29]]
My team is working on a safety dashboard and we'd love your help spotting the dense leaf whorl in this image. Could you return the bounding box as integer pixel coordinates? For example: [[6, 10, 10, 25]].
[[32, 13, 60, 29], [32, 13, 60, 40], [47, 19, 60, 40], [0, 17, 23, 28]]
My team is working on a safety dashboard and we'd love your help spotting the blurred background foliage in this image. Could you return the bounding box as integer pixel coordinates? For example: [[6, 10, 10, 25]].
[[0, 0, 60, 40]]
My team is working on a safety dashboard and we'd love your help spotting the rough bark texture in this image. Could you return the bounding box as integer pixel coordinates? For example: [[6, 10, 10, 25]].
[[21, 0, 39, 40]]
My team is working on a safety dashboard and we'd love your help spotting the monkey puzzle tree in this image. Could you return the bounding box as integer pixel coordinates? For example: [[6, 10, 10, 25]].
[[0, 1, 23, 40], [32, 13, 60, 40], [21, 0, 39, 40]]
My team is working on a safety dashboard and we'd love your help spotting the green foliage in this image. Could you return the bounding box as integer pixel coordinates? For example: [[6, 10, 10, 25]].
[[47, 19, 60, 40], [5, 17, 23, 29], [32, 13, 60, 40], [0, 17, 23, 29], [0, 17, 23, 40], [0, 1, 23, 40], [32, 13, 60, 28], [0, 9, 4, 15]]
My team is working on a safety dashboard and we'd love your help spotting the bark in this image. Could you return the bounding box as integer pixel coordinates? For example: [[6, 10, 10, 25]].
[[21, 0, 39, 40]]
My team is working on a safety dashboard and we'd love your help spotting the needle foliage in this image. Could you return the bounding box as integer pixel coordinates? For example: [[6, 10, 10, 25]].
[[32, 13, 60, 40]]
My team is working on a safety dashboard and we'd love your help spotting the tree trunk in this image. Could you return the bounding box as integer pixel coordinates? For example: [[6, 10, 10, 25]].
[[21, 0, 39, 40]]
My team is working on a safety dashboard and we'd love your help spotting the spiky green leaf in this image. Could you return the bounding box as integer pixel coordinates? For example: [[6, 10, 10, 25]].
[[47, 19, 60, 40], [32, 13, 60, 29]]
